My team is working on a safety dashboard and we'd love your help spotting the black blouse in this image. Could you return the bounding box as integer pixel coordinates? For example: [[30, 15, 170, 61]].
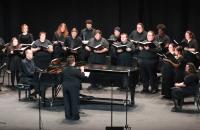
[[18, 33, 34, 44]]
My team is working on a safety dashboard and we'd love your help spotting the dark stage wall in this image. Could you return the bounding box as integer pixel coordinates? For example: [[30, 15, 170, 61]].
[[1, 0, 200, 42]]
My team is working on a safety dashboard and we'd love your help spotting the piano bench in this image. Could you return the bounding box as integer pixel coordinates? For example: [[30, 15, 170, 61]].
[[16, 84, 32, 101]]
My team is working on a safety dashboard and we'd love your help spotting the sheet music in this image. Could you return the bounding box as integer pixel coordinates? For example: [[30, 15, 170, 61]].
[[84, 72, 90, 77], [173, 40, 179, 44], [94, 44, 102, 49], [130, 39, 140, 43], [68, 46, 82, 51], [157, 53, 167, 59], [82, 40, 89, 45]]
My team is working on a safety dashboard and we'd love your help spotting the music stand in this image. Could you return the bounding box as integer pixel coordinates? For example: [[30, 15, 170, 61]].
[[106, 69, 131, 130]]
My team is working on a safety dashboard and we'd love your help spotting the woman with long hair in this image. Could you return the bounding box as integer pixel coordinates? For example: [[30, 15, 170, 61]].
[[6, 37, 22, 87], [52, 23, 68, 59], [171, 62, 199, 112]]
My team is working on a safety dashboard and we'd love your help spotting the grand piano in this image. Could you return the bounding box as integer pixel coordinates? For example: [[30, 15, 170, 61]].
[[42, 60, 139, 107]]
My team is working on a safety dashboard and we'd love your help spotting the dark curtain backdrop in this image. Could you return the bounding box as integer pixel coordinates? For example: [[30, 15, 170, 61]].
[[1, 0, 200, 43]]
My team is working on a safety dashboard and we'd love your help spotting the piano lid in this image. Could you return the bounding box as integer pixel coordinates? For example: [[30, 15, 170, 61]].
[[84, 64, 138, 73]]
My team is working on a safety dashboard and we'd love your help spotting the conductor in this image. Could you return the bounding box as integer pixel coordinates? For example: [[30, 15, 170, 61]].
[[61, 55, 86, 120]]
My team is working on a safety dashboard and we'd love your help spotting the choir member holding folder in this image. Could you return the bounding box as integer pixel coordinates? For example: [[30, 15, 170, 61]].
[[113, 33, 135, 90], [85, 30, 109, 89], [6, 37, 22, 88], [129, 22, 147, 42], [155, 24, 171, 53], [108, 27, 121, 65], [113, 33, 135, 67], [85, 30, 109, 64], [138, 31, 160, 94], [161, 43, 176, 99], [80, 19, 96, 61], [182, 30, 199, 67], [63, 28, 82, 62], [163, 46, 187, 83], [18, 24, 34, 45], [52, 23, 68, 59], [31, 32, 53, 69]]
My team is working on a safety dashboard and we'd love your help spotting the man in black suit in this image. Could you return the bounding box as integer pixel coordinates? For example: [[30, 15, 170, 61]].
[[61, 55, 86, 120], [20, 49, 40, 98]]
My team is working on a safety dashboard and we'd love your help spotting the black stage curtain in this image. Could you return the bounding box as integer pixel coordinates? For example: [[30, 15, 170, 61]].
[[1, 0, 200, 43]]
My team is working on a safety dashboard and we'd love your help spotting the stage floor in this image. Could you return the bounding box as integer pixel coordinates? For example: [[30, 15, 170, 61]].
[[0, 83, 200, 130]]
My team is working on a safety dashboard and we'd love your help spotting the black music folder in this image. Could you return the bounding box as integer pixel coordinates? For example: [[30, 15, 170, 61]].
[[112, 42, 127, 49], [14, 46, 29, 52], [138, 41, 157, 48], [88, 43, 104, 50], [39, 44, 49, 49], [82, 40, 89, 45], [108, 38, 117, 42]]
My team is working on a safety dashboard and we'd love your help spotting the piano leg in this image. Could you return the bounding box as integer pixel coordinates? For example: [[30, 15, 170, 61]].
[[130, 86, 135, 106]]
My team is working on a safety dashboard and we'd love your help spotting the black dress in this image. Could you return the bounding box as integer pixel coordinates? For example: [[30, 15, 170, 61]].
[[174, 56, 187, 83], [61, 66, 85, 120], [7, 45, 22, 86], [161, 52, 176, 98], [182, 38, 199, 67], [155, 34, 171, 53], [64, 36, 82, 62], [172, 73, 199, 106], [138, 42, 159, 92], [52, 32, 67, 59]]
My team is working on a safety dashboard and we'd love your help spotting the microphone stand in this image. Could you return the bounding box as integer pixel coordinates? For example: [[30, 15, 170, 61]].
[[125, 69, 131, 130], [38, 70, 44, 130]]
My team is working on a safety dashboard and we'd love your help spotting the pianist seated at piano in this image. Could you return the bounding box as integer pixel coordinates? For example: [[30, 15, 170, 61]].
[[6, 37, 22, 88], [18, 24, 34, 45], [61, 55, 86, 120], [20, 49, 41, 99], [63, 27, 82, 62], [52, 23, 68, 59], [182, 30, 199, 67], [31, 32, 53, 70], [85, 30, 109, 89], [108, 26, 121, 65]]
